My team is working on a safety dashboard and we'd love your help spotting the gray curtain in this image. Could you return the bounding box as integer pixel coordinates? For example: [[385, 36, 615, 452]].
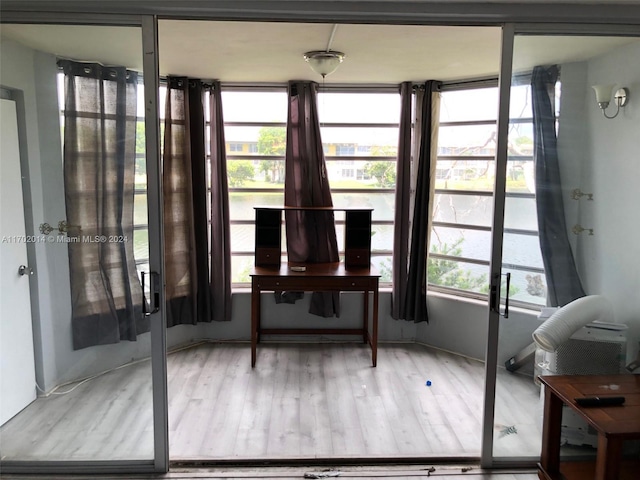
[[60, 60, 147, 350], [209, 81, 232, 322], [391, 82, 414, 319], [399, 80, 441, 322], [163, 77, 209, 326], [284, 81, 340, 317], [531, 66, 585, 306]]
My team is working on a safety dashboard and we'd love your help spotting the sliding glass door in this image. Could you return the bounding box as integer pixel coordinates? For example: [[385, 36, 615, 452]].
[[484, 26, 640, 465], [0, 17, 167, 472]]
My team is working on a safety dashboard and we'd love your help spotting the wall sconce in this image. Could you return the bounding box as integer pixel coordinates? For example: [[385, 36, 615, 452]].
[[592, 84, 629, 119]]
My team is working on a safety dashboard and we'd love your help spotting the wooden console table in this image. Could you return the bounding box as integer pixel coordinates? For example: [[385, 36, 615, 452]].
[[250, 262, 380, 368], [538, 374, 640, 480]]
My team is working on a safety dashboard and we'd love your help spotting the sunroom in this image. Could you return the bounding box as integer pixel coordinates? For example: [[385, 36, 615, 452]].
[[0, 1, 638, 476]]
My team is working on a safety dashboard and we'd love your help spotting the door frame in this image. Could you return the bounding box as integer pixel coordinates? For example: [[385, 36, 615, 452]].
[[481, 21, 640, 469], [480, 21, 514, 470], [0, 12, 168, 475]]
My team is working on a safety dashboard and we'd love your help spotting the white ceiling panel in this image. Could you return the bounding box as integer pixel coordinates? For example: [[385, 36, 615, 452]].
[[1, 20, 637, 84]]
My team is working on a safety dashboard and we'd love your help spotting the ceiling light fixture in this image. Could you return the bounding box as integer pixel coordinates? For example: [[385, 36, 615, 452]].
[[592, 84, 629, 119], [303, 24, 345, 78], [303, 50, 346, 78]]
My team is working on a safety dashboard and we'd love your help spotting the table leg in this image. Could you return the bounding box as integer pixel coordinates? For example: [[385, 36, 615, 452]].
[[251, 283, 260, 368], [595, 434, 623, 480], [372, 283, 378, 368], [539, 386, 563, 477], [363, 290, 369, 344]]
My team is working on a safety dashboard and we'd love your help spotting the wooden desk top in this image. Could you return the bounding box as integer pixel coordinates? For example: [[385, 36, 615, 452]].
[[250, 262, 380, 278], [539, 374, 640, 438]]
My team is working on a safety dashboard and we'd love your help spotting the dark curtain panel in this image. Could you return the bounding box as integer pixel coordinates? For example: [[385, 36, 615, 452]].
[[391, 82, 413, 319], [402, 81, 441, 323], [531, 66, 586, 306], [208, 81, 232, 322], [284, 81, 340, 317], [60, 60, 147, 350], [163, 77, 210, 326]]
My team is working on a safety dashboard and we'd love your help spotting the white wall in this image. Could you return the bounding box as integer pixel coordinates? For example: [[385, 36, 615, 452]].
[[211, 291, 418, 342], [415, 293, 541, 368], [557, 61, 589, 258], [582, 40, 640, 359], [1, 38, 63, 391], [558, 40, 640, 362]]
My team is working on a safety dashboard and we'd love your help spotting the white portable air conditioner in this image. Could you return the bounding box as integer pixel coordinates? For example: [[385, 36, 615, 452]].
[[545, 322, 627, 376], [538, 322, 628, 448]]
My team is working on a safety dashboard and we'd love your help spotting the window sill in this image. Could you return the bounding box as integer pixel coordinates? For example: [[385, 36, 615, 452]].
[[231, 285, 542, 315]]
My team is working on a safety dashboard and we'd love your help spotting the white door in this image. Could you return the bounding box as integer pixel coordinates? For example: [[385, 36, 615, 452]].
[[0, 97, 37, 426]]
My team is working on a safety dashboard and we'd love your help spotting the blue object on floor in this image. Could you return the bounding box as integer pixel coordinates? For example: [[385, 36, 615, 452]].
[[426, 380, 432, 386]]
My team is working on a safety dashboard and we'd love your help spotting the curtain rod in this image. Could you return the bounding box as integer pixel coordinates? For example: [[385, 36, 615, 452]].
[[220, 82, 402, 93]]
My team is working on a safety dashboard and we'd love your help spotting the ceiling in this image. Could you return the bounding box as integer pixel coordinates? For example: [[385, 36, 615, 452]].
[[1, 21, 638, 83]]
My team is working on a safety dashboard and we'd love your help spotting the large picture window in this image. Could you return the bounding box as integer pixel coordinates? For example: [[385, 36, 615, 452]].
[[225, 88, 400, 285], [59, 77, 545, 303]]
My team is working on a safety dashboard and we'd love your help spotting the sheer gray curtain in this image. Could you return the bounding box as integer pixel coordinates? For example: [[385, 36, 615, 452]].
[[163, 77, 209, 326], [531, 66, 585, 306], [209, 81, 232, 322], [284, 81, 340, 317], [394, 81, 441, 322], [163, 77, 232, 326], [60, 60, 147, 350]]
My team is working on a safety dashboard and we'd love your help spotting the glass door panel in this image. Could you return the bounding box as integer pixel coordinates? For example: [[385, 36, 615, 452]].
[[492, 33, 640, 460], [0, 22, 163, 463]]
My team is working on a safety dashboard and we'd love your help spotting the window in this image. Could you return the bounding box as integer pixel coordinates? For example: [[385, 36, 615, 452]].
[[429, 84, 546, 306], [318, 91, 400, 284], [223, 89, 288, 284], [57, 73, 150, 281], [58, 77, 545, 301], [225, 88, 400, 285]]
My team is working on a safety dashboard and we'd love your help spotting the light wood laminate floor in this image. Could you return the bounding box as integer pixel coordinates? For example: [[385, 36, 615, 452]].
[[0, 343, 542, 461]]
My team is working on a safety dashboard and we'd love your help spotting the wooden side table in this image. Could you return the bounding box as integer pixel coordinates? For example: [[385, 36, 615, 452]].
[[538, 374, 640, 480]]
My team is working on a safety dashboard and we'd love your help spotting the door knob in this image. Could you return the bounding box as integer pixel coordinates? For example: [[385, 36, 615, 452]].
[[18, 265, 33, 276]]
